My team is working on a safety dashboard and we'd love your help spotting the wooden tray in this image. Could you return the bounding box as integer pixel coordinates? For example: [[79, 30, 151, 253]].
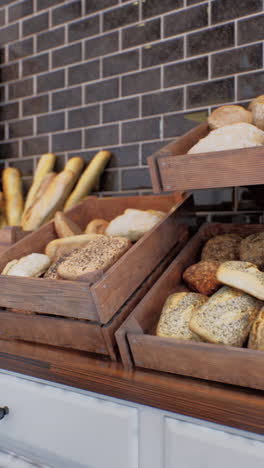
[[0, 226, 29, 254], [147, 122, 264, 193], [0, 192, 191, 360], [116, 222, 264, 390]]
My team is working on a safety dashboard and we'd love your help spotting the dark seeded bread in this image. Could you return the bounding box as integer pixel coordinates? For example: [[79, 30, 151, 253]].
[[201, 234, 242, 262]]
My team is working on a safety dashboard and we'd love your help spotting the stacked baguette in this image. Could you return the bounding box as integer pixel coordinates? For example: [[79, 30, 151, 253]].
[[157, 231, 264, 351], [0, 150, 111, 230]]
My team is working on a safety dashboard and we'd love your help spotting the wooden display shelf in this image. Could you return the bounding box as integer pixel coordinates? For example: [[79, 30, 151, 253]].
[[0, 192, 190, 360], [147, 122, 264, 193], [0, 339, 264, 435], [116, 223, 264, 391], [0, 226, 29, 254]]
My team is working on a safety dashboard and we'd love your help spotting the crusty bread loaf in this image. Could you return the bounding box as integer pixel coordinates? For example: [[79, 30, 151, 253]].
[[57, 236, 131, 282], [23, 153, 56, 216], [248, 308, 264, 350], [239, 232, 264, 270], [54, 212, 82, 238], [183, 261, 221, 296], [2, 253, 51, 277], [248, 95, 264, 130], [45, 233, 102, 260], [3, 167, 24, 226], [217, 261, 264, 300], [156, 292, 208, 341], [208, 105, 252, 130], [188, 123, 264, 154], [85, 219, 109, 235], [22, 172, 57, 227], [22, 170, 75, 231], [201, 234, 242, 262], [106, 208, 165, 242], [189, 286, 261, 346], [64, 151, 111, 211]]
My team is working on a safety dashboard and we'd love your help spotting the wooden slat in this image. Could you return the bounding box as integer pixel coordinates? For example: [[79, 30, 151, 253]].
[[92, 195, 191, 323], [0, 310, 107, 354], [0, 276, 98, 320], [1, 339, 264, 434]]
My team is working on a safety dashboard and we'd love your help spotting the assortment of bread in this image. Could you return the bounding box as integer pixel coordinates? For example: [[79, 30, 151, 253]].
[[156, 230, 264, 352], [188, 96, 264, 154], [0, 150, 111, 231]]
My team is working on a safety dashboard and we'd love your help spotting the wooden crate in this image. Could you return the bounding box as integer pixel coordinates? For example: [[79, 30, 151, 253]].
[[147, 122, 264, 193], [0, 226, 29, 254], [0, 192, 191, 360], [116, 222, 264, 390]]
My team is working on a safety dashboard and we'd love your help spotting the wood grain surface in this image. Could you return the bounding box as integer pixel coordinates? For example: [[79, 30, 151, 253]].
[[0, 339, 264, 435]]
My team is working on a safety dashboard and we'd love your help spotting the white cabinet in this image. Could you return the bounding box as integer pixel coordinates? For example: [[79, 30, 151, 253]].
[[1, 370, 264, 468]]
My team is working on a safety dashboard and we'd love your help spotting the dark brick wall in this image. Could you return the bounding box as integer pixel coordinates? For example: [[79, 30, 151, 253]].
[[0, 0, 263, 210]]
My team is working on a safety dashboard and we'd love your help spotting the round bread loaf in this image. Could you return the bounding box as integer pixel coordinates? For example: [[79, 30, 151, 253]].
[[248, 95, 264, 130], [156, 292, 208, 341], [183, 261, 221, 296], [201, 234, 242, 262], [208, 105, 252, 130], [239, 232, 264, 270]]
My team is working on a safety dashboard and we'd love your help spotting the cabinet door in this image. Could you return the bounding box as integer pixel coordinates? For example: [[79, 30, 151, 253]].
[[165, 417, 264, 468], [0, 373, 138, 468]]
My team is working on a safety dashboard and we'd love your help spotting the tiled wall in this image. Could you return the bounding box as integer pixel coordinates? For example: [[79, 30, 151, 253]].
[[0, 0, 263, 210]]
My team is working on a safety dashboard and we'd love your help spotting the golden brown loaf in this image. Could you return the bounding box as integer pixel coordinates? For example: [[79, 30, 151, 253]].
[[248, 95, 264, 130], [217, 261, 264, 300], [189, 286, 261, 347], [183, 261, 221, 296], [22, 170, 75, 231], [208, 105, 252, 130], [3, 167, 24, 226], [57, 235, 131, 282], [23, 153, 56, 216], [239, 232, 264, 270], [54, 212, 82, 238], [156, 292, 208, 341], [248, 308, 264, 350], [45, 233, 102, 260], [64, 151, 111, 211], [64, 157, 84, 181], [2, 253, 51, 278], [85, 219, 109, 235], [201, 234, 242, 262]]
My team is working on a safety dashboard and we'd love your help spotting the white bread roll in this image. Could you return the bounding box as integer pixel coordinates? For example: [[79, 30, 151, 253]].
[[106, 208, 166, 242], [217, 261, 264, 300], [188, 123, 264, 154], [208, 105, 252, 129], [2, 253, 51, 277], [156, 292, 208, 341], [190, 286, 261, 347], [249, 95, 264, 130], [3, 167, 24, 226]]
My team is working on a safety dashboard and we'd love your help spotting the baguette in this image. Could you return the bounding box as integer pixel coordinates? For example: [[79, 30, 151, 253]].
[[45, 233, 102, 260], [22, 172, 57, 228], [64, 150, 111, 211], [189, 286, 261, 347], [54, 211, 82, 238], [22, 170, 75, 231], [217, 261, 264, 300], [2, 253, 51, 277], [3, 167, 24, 226], [23, 153, 56, 216], [57, 236, 131, 282], [65, 157, 84, 181]]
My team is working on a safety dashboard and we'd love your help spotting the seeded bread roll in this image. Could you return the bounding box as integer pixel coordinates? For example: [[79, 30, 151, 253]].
[[190, 286, 261, 347], [57, 236, 131, 282], [239, 232, 264, 270], [44, 252, 72, 280], [45, 233, 101, 260], [2, 253, 51, 278], [248, 308, 264, 350], [183, 261, 221, 296], [156, 292, 208, 341], [201, 234, 242, 262], [54, 212, 83, 238], [208, 105, 252, 130], [85, 219, 109, 235], [217, 261, 264, 300]]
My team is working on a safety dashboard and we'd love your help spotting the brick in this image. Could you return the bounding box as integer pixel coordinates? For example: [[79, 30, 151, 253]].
[[164, 4, 208, 37], [103, 50, 139, 77], [107, 144, 139, 168], [37, 70, 65, 93], [187, 78, 234, 108], [52, 43, 82, 68], [85, 124, 119, 147], [86, 0, 117, 14], [52, 87, 82, 110], [0, 63, 19, 82], [212, 44, 263, 78], [103, 97, 139, 123], [142, 37, 183, 68], [9, 77, 33, 100], [103, 3, 138, 31], [9, 118, 33, 139], [52, 130, 82, 152], [69, 16, 100, 42], [0, 102, 19, 121], [23, 136, 49, 157], [68, 105, 100, 129], [22, 53, 49, 77], [52, 1, 82, 27], [9, 0, 33, 22], [85, 78, 119, 103], [100, 170, 119, 191], [122, 168, 151, 190], [37, 112, 65, 134], [142, 0, 183, 18], [142, 89, 183, 117], [164, 57, 208, 87], [0, 24, 18, 44], [238, 71, 264, 100], [164, 110, 208, 138], [23, 95, 49, 116], [238, 14, 264, 45], [37, 0, 64, 10], [68, 60, 99, 86], [122, 68, 160, 96], [187, 23, 234, 56], [0, 141, 19, 159], [211, 0, 262, 24], [122, 18, 160, 49], [85, 31, 118, 60], [37, 27, 65, 53], [23, 12, 48, 37], [122, 117, 160, 143], [9, 158, 34, 176], [9, 38, 33, 62], [142, 141, 165, 165]]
